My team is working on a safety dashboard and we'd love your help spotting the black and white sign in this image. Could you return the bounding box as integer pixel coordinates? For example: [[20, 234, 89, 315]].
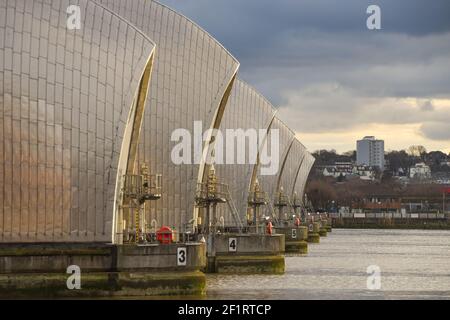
[[291, 229, 297, 239], [228, 238, 237, 252], [177, 247, 187, 266]]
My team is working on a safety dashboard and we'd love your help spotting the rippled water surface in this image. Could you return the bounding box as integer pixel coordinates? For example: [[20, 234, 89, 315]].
[[205, 229, 450, 300]]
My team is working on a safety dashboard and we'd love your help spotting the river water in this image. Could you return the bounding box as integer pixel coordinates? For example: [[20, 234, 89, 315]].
[[205, 229, 450, 300]]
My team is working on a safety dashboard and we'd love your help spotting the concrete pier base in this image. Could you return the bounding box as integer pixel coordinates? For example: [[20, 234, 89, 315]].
[[319, 219, 330, 236], [326, 217, 333, 232], [0, 270, 205, 298], [319, 228, 328, 237], [285, 240, 308, 254], [307, 233, 320, 243], [307, 222, 321, 243], [275, 226, 308, 254], [206, 234, 285, 274], [0, 242, 206, 298]]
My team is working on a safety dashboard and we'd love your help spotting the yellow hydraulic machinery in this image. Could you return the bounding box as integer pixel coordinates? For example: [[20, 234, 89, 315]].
[[291, 192, 302, 217], [274, 186, 291, 223], [195, 165, 228, 235], [247, 179, 269, 233], [195, 165, 232, 260], [121, 163, 162, 244]]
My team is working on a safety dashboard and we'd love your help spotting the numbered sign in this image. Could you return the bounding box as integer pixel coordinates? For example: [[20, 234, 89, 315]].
[[291, 229, 297, 239], [308, 224, 313, 232], [228, 238, 237, 252], [177, 247, 187, 266]]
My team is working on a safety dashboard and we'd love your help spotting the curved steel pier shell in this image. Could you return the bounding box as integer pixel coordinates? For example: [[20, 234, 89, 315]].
[[0, 0, 155, 242], [99, 0, 240, 232], [214, 79, 276, 225]]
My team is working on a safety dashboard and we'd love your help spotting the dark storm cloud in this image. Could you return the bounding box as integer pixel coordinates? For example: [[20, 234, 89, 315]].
[[160, 0, 450, 146], [162, 0, 450, 53], [421, 122, 450, 141]]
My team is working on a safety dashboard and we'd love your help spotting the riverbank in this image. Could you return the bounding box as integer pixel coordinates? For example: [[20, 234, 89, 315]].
[[332, 217, 450, 230]]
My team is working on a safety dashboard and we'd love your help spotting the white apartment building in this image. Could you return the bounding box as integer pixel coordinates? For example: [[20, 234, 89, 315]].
[[409, 162, 431, 179], [356, 136, 385, 170]]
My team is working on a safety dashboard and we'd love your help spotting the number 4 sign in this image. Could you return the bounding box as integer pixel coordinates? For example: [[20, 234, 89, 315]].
[[177, 247, 187, 266], [228, 238, 237, 252]]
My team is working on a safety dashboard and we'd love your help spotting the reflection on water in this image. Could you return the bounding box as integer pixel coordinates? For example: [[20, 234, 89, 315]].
[[206, 229, 450, 300]]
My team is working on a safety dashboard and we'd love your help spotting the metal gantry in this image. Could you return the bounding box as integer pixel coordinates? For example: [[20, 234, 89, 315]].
[[195, 166, 244, 234], [291, 192, 303, 219], [247, 179, 269, 233], [274, 187, 291, 224], [121, 164, 162, 244]]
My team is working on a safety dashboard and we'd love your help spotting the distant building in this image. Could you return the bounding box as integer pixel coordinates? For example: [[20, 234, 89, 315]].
[[440, 161, 450, 167], [322, 162, 376, 181], [356, 136, 385, 170], [352, 165, 376, 181], [409, 162, 431, 179], [322, 161, 353, 178], [432, 172, 450, 185], [352, 195, 402, 213]]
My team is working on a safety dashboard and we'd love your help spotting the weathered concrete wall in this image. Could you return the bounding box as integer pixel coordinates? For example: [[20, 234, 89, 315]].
[[0, 271, 206, 298], [0, 242, 207, 297], [116, 243, 206, 271], [0, 243, 206, 274], [207, 234, 285, 274], [306, 222, 321, 243], [213, 234, 284, 255], [274, 226, 308, 241], [274, 226, 308, 254]]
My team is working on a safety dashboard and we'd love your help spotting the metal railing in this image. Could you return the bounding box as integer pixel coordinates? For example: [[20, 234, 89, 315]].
[[195, 181, 229, 205], [337, 212, 448, 219], [274, 193, 291, 207], [291, 198, 302, 209], [248, 190, 269, 206], [122, 173, 162, 202]]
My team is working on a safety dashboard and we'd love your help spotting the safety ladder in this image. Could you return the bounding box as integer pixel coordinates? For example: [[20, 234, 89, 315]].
[[224, 185, 244, 233], [267, 199, 279, 225]]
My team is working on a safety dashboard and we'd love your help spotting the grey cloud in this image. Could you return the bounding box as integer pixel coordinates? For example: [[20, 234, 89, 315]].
[[421, 122, 450, 141], [277, 84, 450, 134], [420, 100, 435, 112], [162, 0, 450, 103], [161, 0, 450, 148]]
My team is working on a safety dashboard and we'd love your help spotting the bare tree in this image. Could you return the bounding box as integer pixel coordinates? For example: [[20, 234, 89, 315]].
[[407, 145, 427, 157]]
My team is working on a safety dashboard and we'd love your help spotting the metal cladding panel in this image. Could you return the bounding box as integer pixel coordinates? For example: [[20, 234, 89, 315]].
[[258, 117, 294, 216], [0, 0, 155, 242], [214, 79, 275, 225], [278, 138, 306, 197], [294, 152, 316, 205], [100, 0, 240, 230]]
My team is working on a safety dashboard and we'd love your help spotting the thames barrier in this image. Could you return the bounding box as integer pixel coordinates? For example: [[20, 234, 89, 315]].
[[0, 0, 318, 297], [1, 0, 449, 301]]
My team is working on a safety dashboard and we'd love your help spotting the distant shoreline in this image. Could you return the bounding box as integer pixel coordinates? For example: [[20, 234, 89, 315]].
[[331, 218, 450, 230]]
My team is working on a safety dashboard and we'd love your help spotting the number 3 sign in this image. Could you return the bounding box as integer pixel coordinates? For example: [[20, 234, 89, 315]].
[[177, 247, 187, 266]]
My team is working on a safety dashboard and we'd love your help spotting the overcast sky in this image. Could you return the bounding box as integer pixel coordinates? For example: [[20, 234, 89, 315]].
[[161, 0, 450, 154]]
